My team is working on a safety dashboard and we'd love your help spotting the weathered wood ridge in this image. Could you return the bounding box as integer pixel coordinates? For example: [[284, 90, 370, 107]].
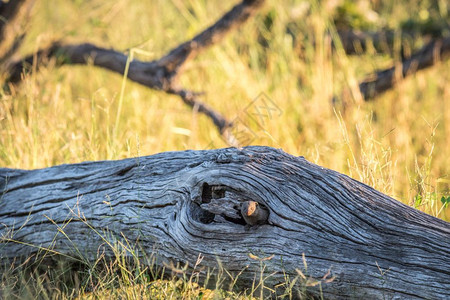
[[0, 146, 449, 299]]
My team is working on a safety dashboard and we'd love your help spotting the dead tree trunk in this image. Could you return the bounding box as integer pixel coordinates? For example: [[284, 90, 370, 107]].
[[1, 146, 449, 299]]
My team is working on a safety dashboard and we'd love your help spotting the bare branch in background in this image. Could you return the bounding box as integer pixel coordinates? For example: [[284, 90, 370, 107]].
[[2, 0, 266, 134], [0, 0, 35, 64], [0, 0, 29, 39], [337, 27, 448, 56], [333, 36, 450, 103], [157, 0, 265, 75], [359, 37, 450, 100]]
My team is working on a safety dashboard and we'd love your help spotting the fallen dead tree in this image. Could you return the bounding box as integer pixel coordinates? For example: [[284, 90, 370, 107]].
[[1, 146, 449, 299]]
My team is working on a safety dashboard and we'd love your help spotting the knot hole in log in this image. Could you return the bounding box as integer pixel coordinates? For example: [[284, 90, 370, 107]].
[[189, 182, 269, 226]]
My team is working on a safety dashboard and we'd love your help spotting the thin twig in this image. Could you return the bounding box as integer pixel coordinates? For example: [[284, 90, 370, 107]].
[[167, 88, 232, 133]]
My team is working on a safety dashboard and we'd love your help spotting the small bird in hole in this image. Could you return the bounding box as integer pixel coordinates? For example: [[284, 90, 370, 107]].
[[241, 200, 269, 225]]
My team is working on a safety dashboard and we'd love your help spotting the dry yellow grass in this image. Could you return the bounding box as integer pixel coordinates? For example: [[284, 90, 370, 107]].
[[3, 0, 447, 218], [0, 0, 449, 297]]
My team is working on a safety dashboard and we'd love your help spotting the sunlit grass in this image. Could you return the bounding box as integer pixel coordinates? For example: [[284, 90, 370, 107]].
[[1, 215, 319, 299], [1, 0, 449, 298], [1, 0, 449, 230]]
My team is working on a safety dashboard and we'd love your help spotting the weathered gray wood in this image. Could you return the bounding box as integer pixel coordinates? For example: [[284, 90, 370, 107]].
[[1, 146, 449, 299]]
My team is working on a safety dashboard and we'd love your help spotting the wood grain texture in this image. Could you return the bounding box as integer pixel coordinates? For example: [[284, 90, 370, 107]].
[[1, 146, 449, 299]]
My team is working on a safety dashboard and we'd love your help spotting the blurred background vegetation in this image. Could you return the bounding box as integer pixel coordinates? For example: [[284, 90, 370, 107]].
[[1, 0, 450, 298], [0, 0, 449, 223]]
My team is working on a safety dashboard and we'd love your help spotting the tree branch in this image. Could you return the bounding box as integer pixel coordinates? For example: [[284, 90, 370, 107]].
[[359, 37, 450, 100], [3, 0, 266, 135], [0, 0, 35, 65], [0, 0, 30, 40], [167, 88, 232, 133], [336, 27, 448, 56], [157, 0, 265, 74]]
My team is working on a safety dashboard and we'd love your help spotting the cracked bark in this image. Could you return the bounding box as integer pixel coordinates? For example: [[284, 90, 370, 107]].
[[1, 146, 449, 299]]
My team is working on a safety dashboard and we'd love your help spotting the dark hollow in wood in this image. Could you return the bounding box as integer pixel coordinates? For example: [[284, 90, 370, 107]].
[[1, 146, 449, 299]]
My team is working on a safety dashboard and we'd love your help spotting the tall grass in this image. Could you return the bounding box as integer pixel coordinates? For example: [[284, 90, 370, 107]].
[[1, 0, 449, 298], [1, 222, 317, 299]]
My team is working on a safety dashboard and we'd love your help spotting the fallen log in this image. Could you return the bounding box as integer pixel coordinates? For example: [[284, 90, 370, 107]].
[[1, 146, 449, 299]]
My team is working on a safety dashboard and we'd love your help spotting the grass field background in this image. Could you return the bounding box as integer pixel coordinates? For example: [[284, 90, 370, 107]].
[[1, 0, 449, 298]]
